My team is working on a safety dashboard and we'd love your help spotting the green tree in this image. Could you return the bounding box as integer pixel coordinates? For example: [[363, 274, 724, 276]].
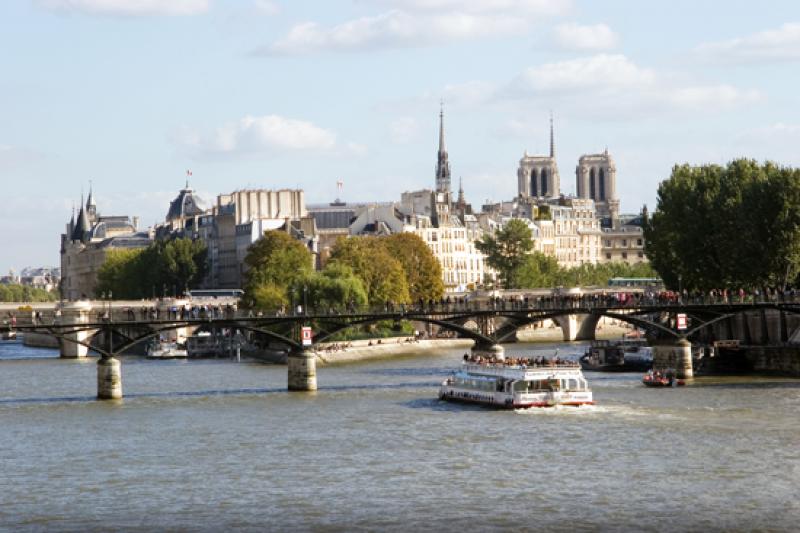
[[156, 238, 208, 295], [475, 218, 534, 289], [644, 159, 800, 290], [328, 236, 410, 305], [96, 248, 147, 299], [242, 231, 313, 310], [380, 233, 444, 301], [297, 263, 368, 312], [0, 284, 57, 302], [517, 251, 562, 288], [95, 238, 207, 299]]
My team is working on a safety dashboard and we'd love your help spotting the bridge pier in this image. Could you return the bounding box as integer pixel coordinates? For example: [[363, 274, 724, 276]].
[[59, 301, 94, 358], [97, 356, 122, 399], [288, 348, 317, 391], [652, 339, 693, 379]]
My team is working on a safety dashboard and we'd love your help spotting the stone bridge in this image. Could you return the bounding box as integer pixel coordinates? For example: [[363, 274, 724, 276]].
[[4, 296, 800, 399]]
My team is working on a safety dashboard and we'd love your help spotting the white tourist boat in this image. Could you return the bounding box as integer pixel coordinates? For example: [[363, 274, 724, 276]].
[[439, 357, 593, 409], [146, 341, 188, 360]]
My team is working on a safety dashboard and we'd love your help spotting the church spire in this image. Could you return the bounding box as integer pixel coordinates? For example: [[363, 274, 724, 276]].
[[438, 100, 446, 155], [549, 111, 555, 159], [435, 101, 451, 194]]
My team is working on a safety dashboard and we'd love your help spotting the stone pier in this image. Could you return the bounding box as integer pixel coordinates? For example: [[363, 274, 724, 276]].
[[97, 356, 122, 399], [288, 348, 317, 391], [652, 338, 693, 379], [59, 301, 95, 358]]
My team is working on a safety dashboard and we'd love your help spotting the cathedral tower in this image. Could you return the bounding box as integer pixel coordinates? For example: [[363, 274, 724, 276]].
[[517, 114, 560, 199], [576, 147, 618, 220]]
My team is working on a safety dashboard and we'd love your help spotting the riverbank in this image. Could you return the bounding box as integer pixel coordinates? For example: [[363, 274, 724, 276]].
[[315, 337, 473, 365]]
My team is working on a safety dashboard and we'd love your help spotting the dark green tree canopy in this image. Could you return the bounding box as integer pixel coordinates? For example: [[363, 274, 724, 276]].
[[96, 237, 207, 299], [644, 159, 800, 290]]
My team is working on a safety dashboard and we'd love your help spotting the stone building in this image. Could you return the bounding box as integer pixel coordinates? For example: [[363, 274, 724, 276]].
[[60, 189, 151, 300], [576, 149, 619, 220], [197, 188, 316, 288], [157, 181, 206, 239], [517, 116, 560, 200], [600, 212, 647, 265], [548, 198, 602, 268]]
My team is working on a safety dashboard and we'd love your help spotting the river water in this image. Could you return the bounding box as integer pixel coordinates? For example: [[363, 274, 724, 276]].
[[1, 339, 798, 532]]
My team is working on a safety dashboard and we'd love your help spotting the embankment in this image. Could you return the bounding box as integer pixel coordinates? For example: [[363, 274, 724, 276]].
[[315, 338, 473, 365]]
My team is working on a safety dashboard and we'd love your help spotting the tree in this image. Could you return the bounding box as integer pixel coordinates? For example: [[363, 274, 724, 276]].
[[242, 230, 313, 310], [380, 233, 444, 301], [644, 159, 800, 290], [155, 238, 208, 295], [328, 236, 410, 305], [475, 218, 534, 289], [96, 248, 147, 299], [297, 263, 368, 312], [96, 238, 207, 299], [517, 251, 561, 288], [0, 284, 57, 302]]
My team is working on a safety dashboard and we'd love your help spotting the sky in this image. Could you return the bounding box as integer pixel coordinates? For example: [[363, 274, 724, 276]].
[[2, 0, 800, 273]]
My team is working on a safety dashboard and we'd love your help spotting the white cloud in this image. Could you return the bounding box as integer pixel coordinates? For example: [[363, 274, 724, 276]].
[[253, 0, 279, 16], [496, 54, 762, 120], [261, 10, 530, 55], [507, 54, 654, 94], [695, 22, 800, 64], [37, 0, 209, 16], [553, 22, 618, 51], [389, 117, 419, 144], [666, 85, 761, 111], [257, 0, 571, 55], [175, 115, 371, 158], [376, 0, 572, 16], [738, 122, 800, 142]]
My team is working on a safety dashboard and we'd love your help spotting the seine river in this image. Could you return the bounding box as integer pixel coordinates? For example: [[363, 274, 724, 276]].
[[1, 339, 798, 532]]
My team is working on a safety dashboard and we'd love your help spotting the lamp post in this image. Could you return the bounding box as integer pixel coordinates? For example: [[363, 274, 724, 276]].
[[303, 285, 308, 316]]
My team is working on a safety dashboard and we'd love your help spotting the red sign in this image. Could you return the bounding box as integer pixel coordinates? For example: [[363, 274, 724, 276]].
[[301, 326, 313, 346], [676, 313, 687, 330]]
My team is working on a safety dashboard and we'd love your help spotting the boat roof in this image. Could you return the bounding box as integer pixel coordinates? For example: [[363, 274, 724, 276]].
[[460, 362, 586, 381]]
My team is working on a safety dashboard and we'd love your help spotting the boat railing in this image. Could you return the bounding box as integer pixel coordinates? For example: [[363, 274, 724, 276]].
[[463, 363, 582, 373]]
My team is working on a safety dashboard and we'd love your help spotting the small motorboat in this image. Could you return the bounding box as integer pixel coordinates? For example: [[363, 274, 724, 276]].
[[642, 368, 687, 387]]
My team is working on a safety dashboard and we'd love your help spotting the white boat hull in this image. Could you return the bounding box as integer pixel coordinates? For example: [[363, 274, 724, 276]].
[[439, 384, 593, 409]]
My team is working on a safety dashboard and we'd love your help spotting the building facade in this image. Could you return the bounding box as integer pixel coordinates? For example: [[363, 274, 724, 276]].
[[60, 190, 152, 300]]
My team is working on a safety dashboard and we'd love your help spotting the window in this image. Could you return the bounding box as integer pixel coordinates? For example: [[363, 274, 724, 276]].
[[637, 239, 643, 246], [606, 253, 612, 260], [622, 252, 628, 260]]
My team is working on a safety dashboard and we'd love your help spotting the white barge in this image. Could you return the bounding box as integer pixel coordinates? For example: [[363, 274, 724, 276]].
[[439, 358, 593, 409]]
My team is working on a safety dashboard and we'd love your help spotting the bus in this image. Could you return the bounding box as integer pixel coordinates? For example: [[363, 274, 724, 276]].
[[607, 277, 664, 290], [187, 289, 244, 299]]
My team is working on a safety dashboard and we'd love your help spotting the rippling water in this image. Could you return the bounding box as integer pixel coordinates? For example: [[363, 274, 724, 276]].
[[1, 339, 798, 531]]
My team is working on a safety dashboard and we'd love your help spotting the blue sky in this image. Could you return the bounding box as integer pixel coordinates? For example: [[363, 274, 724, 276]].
[[2, 0, 800, 273]]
